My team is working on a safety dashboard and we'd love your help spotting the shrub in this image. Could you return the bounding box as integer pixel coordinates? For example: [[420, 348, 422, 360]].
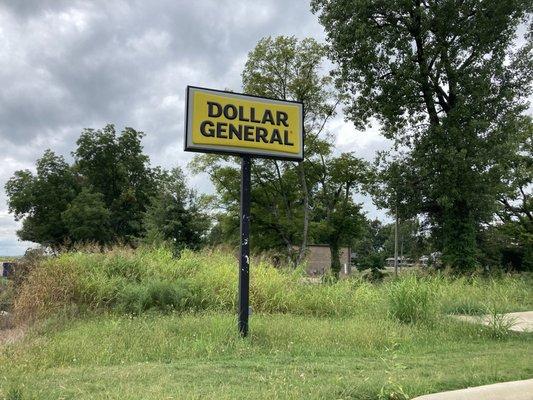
[[483, 306, 516, 339], [0, 278, 14, 312], [13, 257, 81, 322], [387, 276, 437, 324], [116, 280, 195, 314]]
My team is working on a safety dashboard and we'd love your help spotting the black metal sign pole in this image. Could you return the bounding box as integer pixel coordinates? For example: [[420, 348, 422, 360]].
[[238, 155, 251, 337]]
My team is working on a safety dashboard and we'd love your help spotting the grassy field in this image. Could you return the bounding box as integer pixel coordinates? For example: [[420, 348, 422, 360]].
[[0, 248, 532, 399]]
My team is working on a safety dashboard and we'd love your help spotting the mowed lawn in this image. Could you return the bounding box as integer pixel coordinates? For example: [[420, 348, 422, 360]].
[[1, 312, 532, 400]]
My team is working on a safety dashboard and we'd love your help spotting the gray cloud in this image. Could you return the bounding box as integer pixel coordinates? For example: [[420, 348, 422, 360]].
[[0, 0, 388, 255]]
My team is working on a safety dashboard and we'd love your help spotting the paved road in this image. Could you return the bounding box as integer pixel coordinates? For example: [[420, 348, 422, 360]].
[[454, 311, 533, 332], [412, 379, 533, 400]]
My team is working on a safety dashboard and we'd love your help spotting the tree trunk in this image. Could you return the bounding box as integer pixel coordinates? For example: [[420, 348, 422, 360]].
[[441, 201, 478, 271], [330, 241, 341, 279], [295, 162, 309, 267]]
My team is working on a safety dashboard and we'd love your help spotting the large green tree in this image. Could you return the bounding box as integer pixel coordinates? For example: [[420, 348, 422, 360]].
[[312, 0, 532, 270], [6, 125, 205, 251], [497, 118, 532, 232], [73, 124, 157, 242], [311, 153, 368, 276], [144, 167, 209, 253], [5, 150, 79, 249], [482, 118, 533, 270], [352, 219, 390, 272], [61, 187, 112, 244]]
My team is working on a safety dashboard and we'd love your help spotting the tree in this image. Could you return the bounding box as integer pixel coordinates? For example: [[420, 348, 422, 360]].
[[353, 219, 385, 266], [5, 150, 79, 249], [192, 36, 340, 265], [312, 0, 532, 270], [6, 125, 196, 250], [144, 167, 209, 253], [243, 36, 340, 265], [312, 153, 368, 276], [367, 155, 417, 275], [497, 118, 532, 230], [61, 187, 112, 244], [73, 124, 157, 242], [482, 118, 533, 271]]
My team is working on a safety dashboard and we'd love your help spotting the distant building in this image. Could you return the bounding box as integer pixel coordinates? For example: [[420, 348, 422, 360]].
[[385, 257, 414, 268], [296, 245, 352, 276], [385, 256, 430, 268]]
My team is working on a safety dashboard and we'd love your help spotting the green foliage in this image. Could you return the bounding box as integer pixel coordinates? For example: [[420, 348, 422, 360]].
[[2, 247, 532, 399], [313, 0, 532, 271], [194, 36, 369, 270], [1, 304, 532, 399], [378, 346, 410, 400], [482, 307, 516, 340], [5, 125, 207, 249], [5, 388, 23, 400], [311, 153, 369, 276], [353, 219, 390, 270], [5, 150, 79, 248], [12, 247, 533, 323], [144, 167, 209, 253], [73, 125, 157, 242], [242, 36, 334, 125], [387, 276, 437, 325], [353, 218, 429, 273], [482, 120, 533, 271], [61, 188, 112, 244], [117, 280, 196, 314], [192, 36, 341, 265]]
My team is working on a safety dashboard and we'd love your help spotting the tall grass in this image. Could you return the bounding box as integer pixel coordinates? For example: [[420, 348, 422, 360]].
[[12, 246, 533, 325], [3, 247, 532, 400], [387, 275, 438, 324]]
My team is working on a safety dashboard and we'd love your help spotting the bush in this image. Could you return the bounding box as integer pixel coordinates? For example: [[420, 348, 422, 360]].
[[0, 278, 14, 312], [13, 257, 81, 322], [117, 280, 196, 314], [387, 276, 437, 324]]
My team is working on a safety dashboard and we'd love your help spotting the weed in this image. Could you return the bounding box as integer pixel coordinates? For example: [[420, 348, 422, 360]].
[[482, 303, 517, 339], [378, 345, 410, 400], [387, 276, 437, 324], [5, 388, 23, 400]]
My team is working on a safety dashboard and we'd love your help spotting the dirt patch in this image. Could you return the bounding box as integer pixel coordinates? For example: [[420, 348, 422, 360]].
[[0, 311, 25, 346], [0, 327, 25, 346]]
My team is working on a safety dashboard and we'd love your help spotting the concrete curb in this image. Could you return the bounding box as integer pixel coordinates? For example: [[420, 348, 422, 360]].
[[412, 379, 533, 400]]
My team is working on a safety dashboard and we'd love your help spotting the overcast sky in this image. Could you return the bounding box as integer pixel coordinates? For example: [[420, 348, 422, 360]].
[[0, 0, 392, 256]]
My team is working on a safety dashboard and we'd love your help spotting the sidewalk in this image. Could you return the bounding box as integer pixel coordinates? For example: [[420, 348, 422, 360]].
[[412, 379, 533, 400], [454, 311, 533, 332]]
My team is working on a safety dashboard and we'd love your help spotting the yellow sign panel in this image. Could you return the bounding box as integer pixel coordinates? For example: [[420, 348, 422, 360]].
[[185, 86, 304, 160]]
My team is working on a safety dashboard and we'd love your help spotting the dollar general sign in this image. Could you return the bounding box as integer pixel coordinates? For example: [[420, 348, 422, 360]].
[[183, 85, 304, 337], [184, 86, 304, 161]]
